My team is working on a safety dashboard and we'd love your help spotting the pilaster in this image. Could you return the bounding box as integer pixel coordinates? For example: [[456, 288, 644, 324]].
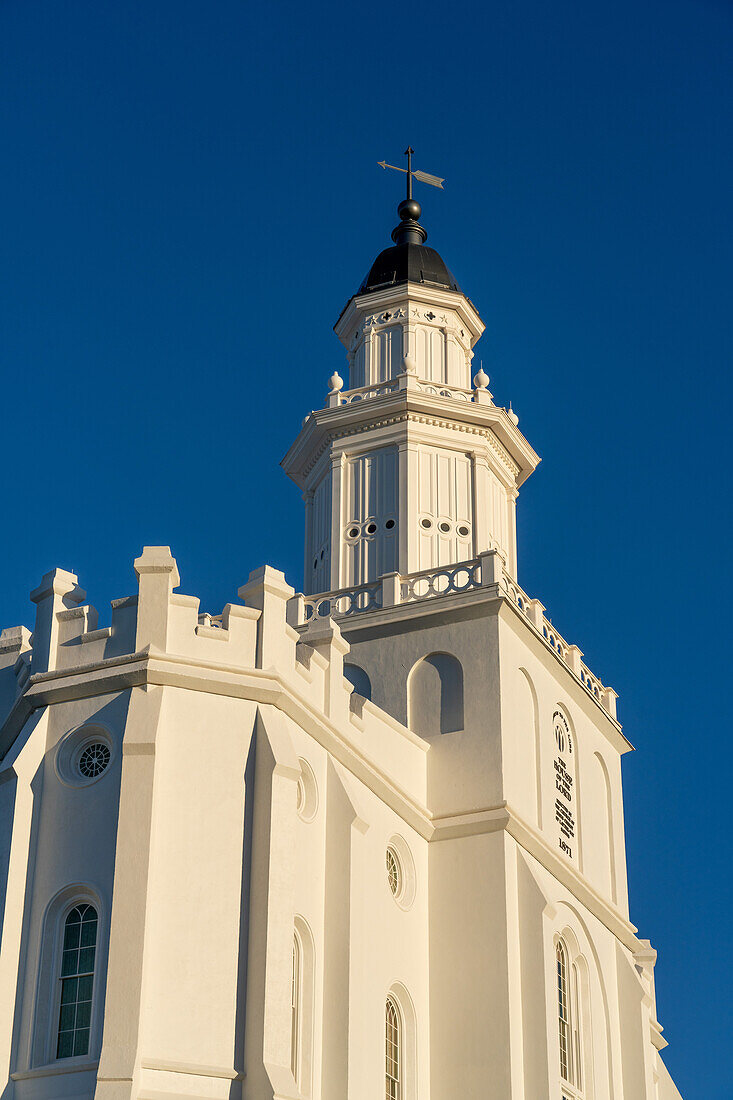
[[329, 452, 345, 590], [243, 706, 301, 1100], [303, 489, 315, 595], [94, 686, 164, 1100], [398, 440, 420, 575], [473, 451, 493, 557]]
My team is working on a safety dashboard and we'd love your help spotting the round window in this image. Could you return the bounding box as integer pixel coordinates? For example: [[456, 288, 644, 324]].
[[55, 726, 115, 788], [420, 518, 432, 529], [457, 525, 470, 537], [78, 742, 111, 779], [386, 847, 402, 897], [438, 521, 451, 533], [296, 758, 318, 822], [348, 526, 359, 538], [385, 518, 396, 530], [385, 835, 417, 909], [366, 523, 377, 534]]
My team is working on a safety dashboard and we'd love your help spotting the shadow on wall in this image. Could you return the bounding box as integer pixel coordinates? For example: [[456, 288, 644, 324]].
[[343, 663, 372, 701], [408, 653, 464, 736]]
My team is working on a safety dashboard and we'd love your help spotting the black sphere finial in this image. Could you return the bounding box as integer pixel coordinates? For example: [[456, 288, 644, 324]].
[[392, 195, 428, 246], [398, 198, 422, 222]]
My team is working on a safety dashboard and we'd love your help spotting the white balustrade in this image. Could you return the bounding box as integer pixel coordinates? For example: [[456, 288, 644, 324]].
[[332, 377, 482, 407], [301, 580, 383, 622], [400, 559, 482, 602], [336, 380, 400, 405], [415, 380, 474, 401], [290, 555, 615, 714]]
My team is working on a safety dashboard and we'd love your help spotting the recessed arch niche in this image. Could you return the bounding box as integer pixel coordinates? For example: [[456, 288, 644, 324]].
[[408, 652, 464, 736]]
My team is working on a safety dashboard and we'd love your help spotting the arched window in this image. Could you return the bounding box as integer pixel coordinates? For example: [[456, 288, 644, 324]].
[[556, 939, 583, 1097], [291, 930, 301, 1082], [408, 652, 464, 735], [56, 904, 98, 1059], [385, 995, 402, 1100], [291, 916, 314, 1096]]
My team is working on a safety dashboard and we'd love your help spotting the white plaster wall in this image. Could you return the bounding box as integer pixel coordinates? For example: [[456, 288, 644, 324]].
[[497, 610, 629, 916], [429, 830, 513, 1099], [344, 607, 503, 817], [6, 692, 127, 1100], [139, 689, 257, 1084]]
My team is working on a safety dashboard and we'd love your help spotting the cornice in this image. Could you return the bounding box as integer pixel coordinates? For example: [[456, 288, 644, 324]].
[[334, 281, 485, 347], [283, 394, 538, 487]]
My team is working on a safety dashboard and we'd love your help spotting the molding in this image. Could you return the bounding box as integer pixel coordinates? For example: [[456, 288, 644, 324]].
[[334, 282, 485, 347], [12, 1059, 99, 1080], [428, 799, 639, 951], [304, 412, 521, 482], [282, 388, 539, 489], [140, 1057, 243, 1080]]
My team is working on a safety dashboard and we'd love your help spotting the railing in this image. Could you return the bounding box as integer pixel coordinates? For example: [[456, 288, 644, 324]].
[[330, 375, 488, 408], [415, 380, 474, 402], [336, 380, 400, 405], [300, 579, 383, 622], [401, 559, 482, 603], [289, 552, 617, 717]]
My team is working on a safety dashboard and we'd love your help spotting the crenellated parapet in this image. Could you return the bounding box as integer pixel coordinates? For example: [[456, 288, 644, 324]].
[[0, 550, 429, 816]]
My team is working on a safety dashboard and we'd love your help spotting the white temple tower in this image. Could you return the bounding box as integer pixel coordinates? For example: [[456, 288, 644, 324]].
[[284, 191, 538, 594], [0, 162, 685, 1100]]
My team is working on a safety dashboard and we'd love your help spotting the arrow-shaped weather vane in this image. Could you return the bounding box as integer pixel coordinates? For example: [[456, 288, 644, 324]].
[[378, 146, 445, 199]]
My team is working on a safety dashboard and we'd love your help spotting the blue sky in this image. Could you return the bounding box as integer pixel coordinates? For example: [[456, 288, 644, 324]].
[[1, 1, 731, 1092]]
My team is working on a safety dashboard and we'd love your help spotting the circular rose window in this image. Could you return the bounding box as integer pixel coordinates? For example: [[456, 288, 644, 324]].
[[78, 742, 111, 779]]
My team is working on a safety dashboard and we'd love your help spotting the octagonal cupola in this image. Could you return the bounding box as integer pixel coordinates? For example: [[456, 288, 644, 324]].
[[334, 195, 484, 392]]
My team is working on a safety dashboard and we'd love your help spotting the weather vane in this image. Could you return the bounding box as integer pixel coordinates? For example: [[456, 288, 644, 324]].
[[378, 146, 445, 199]]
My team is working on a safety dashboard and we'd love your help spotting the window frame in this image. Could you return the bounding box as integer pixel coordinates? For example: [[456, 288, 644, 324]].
[[555, 936, 585, 1100], [54, 902, 99, 1060], [385, 994, 402, 1100], [31, 885, 105, 1069], [291, 928, 302, 1084], [291, 916, 315, 1098]]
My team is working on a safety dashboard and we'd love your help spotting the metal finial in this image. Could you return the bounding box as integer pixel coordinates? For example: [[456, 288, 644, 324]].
[[377, 148, 445, 247]]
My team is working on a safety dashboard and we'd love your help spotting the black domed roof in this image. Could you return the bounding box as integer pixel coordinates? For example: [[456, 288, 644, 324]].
[[358, 242, 461, 295]]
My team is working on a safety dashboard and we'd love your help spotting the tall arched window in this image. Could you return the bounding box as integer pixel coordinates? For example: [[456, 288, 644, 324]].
[[385, 995, 402, 1100], [556, 939, 583, 1097], [56, 903, 98, 1059], [291, 930, 302, 1082], [291, 917, 314, 1096]]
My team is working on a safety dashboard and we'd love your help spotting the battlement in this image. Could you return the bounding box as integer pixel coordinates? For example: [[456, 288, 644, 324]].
[[0, 550, 428, 810]]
